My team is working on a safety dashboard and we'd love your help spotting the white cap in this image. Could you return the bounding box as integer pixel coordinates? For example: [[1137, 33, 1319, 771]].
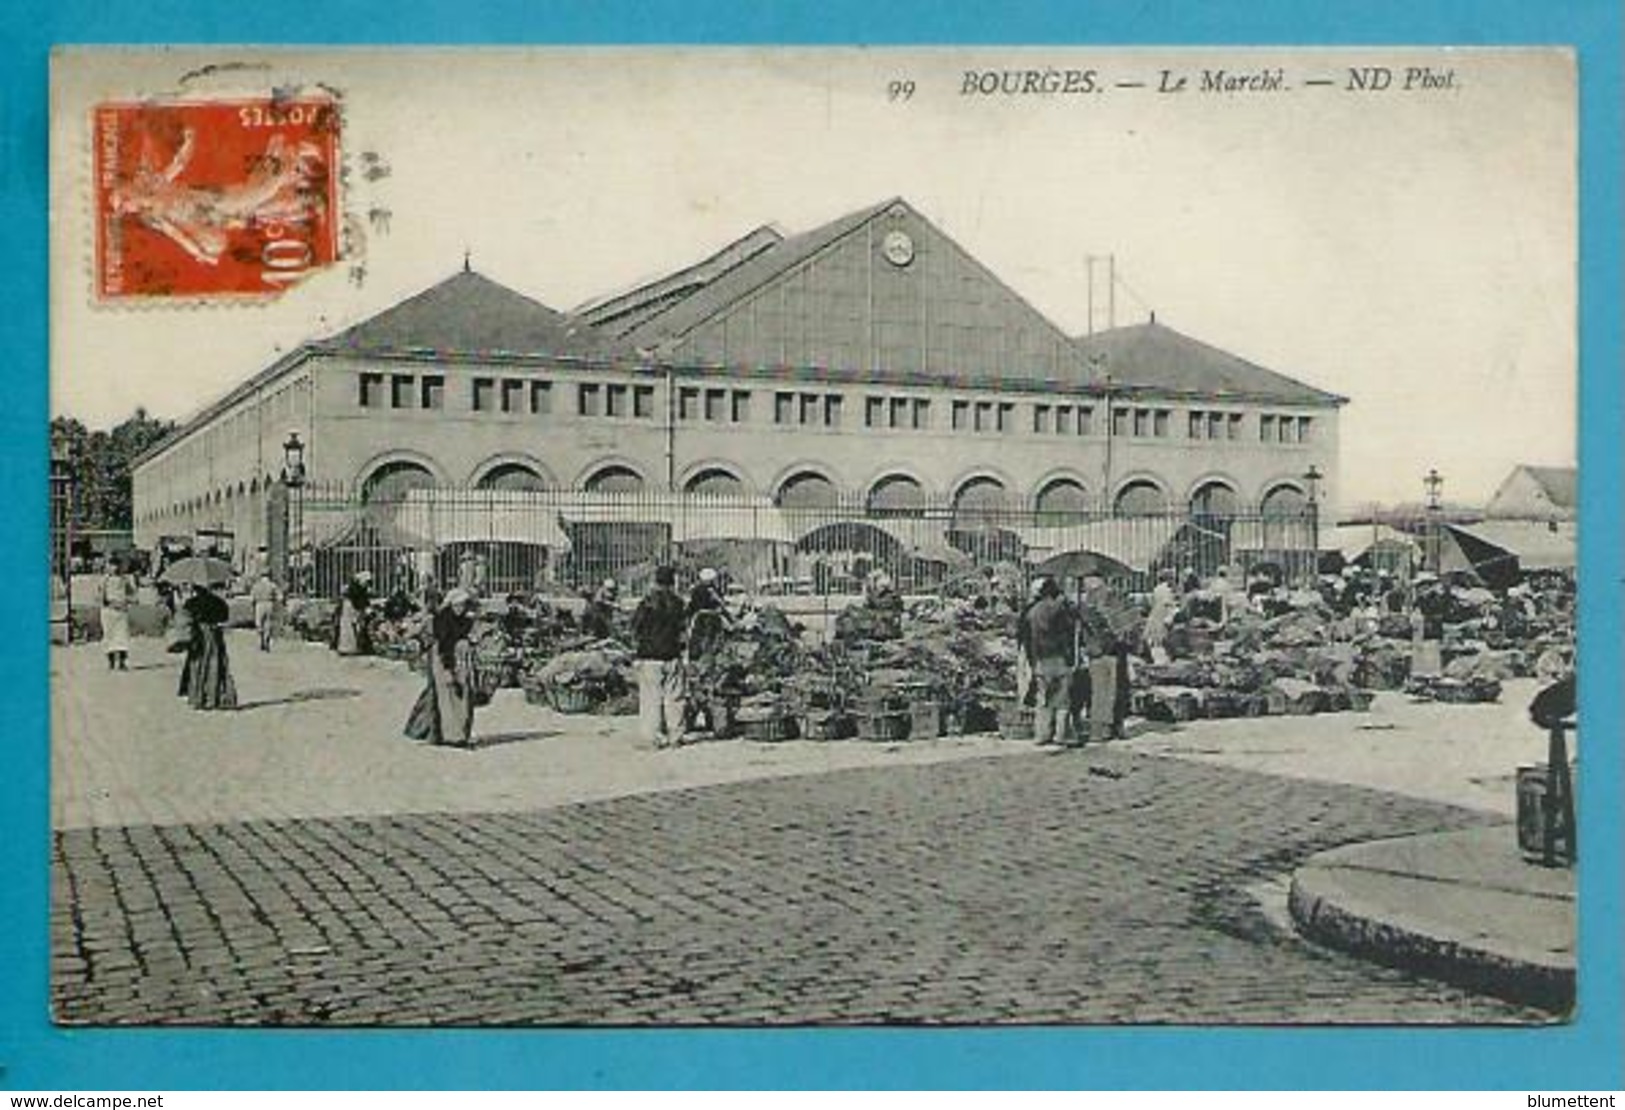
[[699, 567, 718, 583]]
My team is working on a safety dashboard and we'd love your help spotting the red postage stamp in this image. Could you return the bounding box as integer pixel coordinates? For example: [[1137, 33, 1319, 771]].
[[93, 95, 340, 300]]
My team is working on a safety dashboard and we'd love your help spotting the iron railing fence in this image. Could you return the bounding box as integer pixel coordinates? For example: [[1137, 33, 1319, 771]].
[[283, 481, 1350, 602]]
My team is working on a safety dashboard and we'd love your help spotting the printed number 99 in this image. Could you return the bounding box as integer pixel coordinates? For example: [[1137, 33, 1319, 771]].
[[888, 80, 915, 102]]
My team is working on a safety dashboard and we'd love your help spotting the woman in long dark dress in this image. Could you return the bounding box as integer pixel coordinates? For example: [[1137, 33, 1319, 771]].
[[336, 571, 374, 656], [404, 588, 480, 747], [182, 583, 237, 710]]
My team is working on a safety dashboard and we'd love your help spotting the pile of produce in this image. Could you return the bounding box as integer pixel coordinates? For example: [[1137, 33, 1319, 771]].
[[527, 640, 635, 713]]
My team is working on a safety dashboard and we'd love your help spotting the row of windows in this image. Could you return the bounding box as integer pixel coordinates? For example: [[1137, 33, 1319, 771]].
[[678, 386, 752, 423], [1261, 414, 1315, 445], [776, 392, 844, 427], [353, 373, 1315, 443]]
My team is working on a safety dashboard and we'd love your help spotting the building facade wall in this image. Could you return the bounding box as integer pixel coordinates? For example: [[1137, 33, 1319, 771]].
[[132, 365, 314, 553], [300, 353, 1339, 508]]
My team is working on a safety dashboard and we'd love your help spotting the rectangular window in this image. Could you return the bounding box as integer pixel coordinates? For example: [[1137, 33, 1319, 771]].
[[732, 391, 751, 423], [529, 380, 552, 415], [1208, 412, 1224, 440], [390, 374, 413, 410], [952, 399, 970, 431], [1153, 410, 1170, 438], [825, 395, 843, 427], [605, 383, 628, 418], [889, 397, 909, 429], [1056, 405, 1074, 435], [359, 372, 384, 408], [1034, 404, 1052, 434], [679, 387, 700, 421], [997, 402, 1015, 433], [800, 393, 820, 425], [1260, 415, 1275, 443], [502, 379, 525, 414], [420, 375, 445, 411], [974, 401, 993, 433], [633, 385, 654, 419], [775, 392, 795, 425], [472, 377, 494, 413], [1078, 406, 1093, 436], [1112, 408, 1129, 438], [1278, 416, 1292, 444], [1298, 416, 1313, 443], [912, 398, 930, 429], [1189, 411, 1204, 439], [705, 388, 726, 422], [866, 396, 885, 428], [1228, 413, 1243, 440], [1133, 409, 1149, 437]]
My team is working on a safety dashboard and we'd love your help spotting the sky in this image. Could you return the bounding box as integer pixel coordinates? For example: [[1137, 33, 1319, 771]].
[[51, 47, 1576, 510]]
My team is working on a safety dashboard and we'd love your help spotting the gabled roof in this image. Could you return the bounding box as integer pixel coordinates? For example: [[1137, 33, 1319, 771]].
[[1071, 322, 1345, 406], [576, 225, 785, 340], [1502, 465, 1578, 510], [316, 269, 625, 360], [617, 198, 900, 352]]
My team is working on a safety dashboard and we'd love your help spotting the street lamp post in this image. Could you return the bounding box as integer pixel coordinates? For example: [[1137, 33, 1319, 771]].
[[269, 430, 306, 593], [1424, 467, 1444, 574], [1302, 464, 1323, 585]]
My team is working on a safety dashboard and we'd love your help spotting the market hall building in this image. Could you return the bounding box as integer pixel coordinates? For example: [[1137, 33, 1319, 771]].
[[131, 197, 1346, 585]]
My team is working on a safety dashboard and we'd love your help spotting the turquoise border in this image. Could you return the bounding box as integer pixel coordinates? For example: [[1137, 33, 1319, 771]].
[[3, 0, 1619, 1090]]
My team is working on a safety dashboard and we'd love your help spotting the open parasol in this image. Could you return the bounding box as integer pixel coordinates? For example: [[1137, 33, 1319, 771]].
[[158, 555, 234, 589]]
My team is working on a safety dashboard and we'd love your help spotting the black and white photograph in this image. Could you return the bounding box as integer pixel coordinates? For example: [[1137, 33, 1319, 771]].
[[48, 46, 1577, 1026]]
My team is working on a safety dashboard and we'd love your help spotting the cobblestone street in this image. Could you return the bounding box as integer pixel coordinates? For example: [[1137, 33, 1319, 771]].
[[52, 746, 1536, 1025], [50, 636, 1555, 1025]]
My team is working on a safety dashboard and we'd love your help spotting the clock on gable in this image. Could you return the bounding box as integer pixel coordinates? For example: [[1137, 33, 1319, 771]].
[[881, 229, 915, 267]]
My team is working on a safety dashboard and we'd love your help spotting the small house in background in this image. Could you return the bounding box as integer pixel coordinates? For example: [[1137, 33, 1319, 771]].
[[1486, 465, 1577, 522]]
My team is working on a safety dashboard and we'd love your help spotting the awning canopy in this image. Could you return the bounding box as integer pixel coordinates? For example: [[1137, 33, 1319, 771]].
[[1330, 523, 1422, 562], [1016, 518, 1210, 574], [390, 489, 793, 548], [1442, 521, 1576, 587], [396, 489, 573, 550]]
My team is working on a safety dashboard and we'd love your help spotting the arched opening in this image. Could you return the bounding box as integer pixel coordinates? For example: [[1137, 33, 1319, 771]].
[[867, 474, 926, 518], [685, 468, 746, 497], [1035, 477, 1091, 522], [1190, 480, 1240, 520], [583, 465, 645, 494], [952, 476, 1011, 530], [362, 460, 436, 504], [1114, 479, 1167, 518], [1261, 484, 1309, 518], [477, 462, 549, 492], [776, 471, 840, 510]]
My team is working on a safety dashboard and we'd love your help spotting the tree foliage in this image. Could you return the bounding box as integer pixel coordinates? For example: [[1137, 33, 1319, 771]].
[[50, 409, 176, 530]]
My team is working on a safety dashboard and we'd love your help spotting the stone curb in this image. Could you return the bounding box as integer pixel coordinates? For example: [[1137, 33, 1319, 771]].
[[1288, 848, 1574, 1016]]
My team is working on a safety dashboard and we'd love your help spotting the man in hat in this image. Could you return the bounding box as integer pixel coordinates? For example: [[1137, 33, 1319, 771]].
[[1013, 577, 1047, 707], [631, 565, 688, 749], [1078, 574, 1130, 743], [1020, 576, 1078, 747], [249, 567, 281, 652]]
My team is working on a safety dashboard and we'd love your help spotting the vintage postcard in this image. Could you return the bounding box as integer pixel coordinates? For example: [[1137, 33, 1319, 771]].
[[49, 46, 1576, 1027]]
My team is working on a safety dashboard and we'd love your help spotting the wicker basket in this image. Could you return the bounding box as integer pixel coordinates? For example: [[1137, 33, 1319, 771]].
[[996, 705, 1035, 741], [521, 680, 551, 707], [798, 713, 853, 741], [909, 700, 943, 739], [740, 714, 798, 742], [855, 712, 911, 742], [550, 682, 600, 714]]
